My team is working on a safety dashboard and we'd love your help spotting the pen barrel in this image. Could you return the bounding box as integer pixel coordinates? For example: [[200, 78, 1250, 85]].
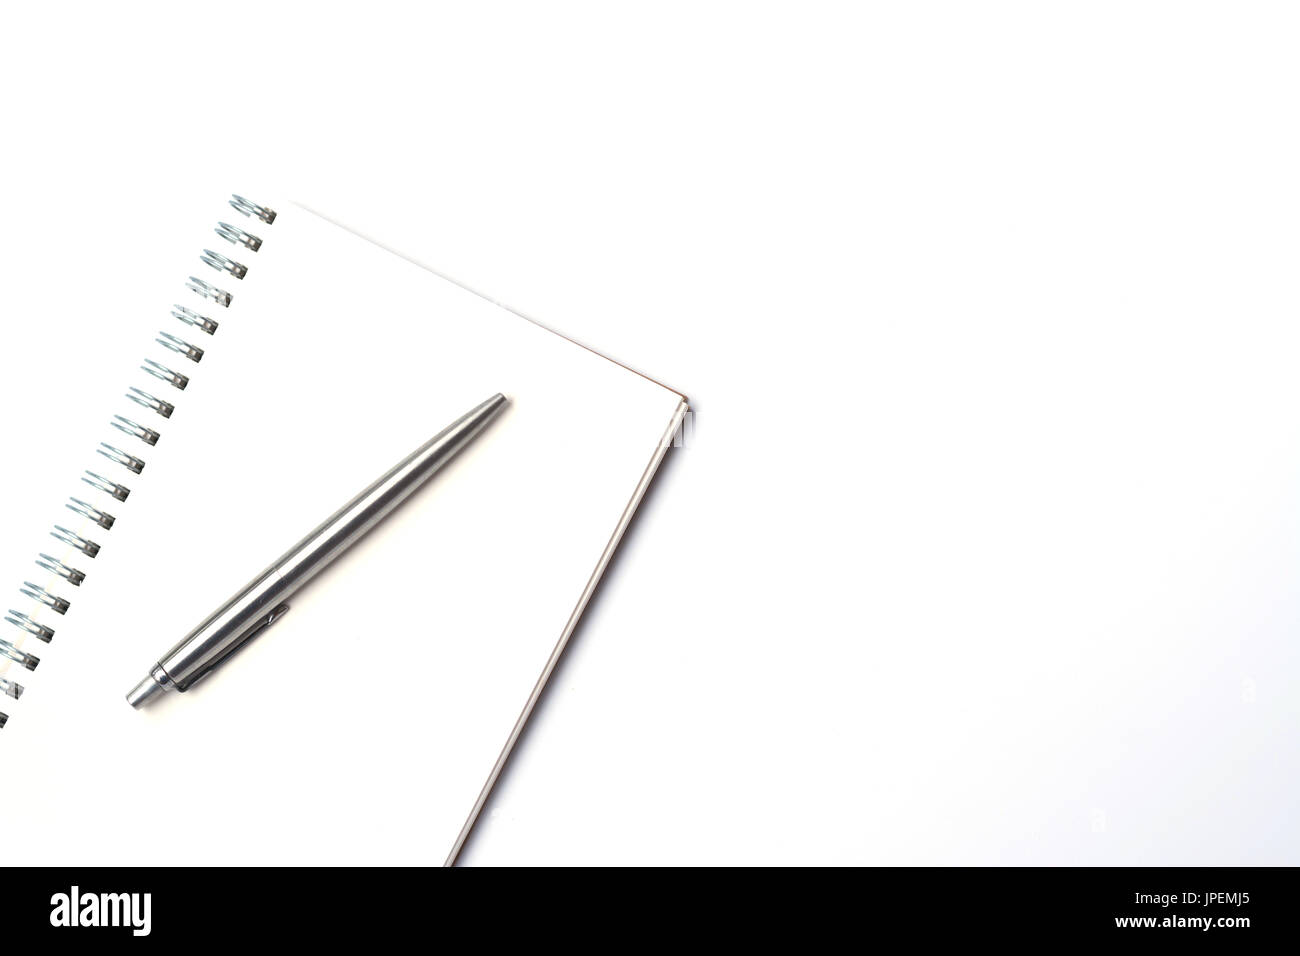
[[152, 393, 508, 691], [269, 392, 507, 596], [159, 566, 288, 690]]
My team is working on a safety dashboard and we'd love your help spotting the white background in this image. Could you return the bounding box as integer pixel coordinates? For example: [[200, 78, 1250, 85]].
[[2, 2, 1298, 865]]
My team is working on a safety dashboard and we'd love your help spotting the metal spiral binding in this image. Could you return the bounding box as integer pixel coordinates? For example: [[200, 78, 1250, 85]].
[[97, 442, 146, 475], [1, 194, 274, 730], [82, 470, 131, 501], [67, 496, 116, 529], [187, 276, 232, 308], [215, 222, 262, 251], [0, 639, 39, 671], [20, 582, 70, 614], [171, 305, 219, 335], [230, 195, 277, 224], [156, 331, 204, 363], [142, 358, 189, 391], [111, 415, 160, 447], [126, 386, 174, 419], [5, 610, 55, 643], [50, 526, 100, 558], [36, 554, 85, 586], [200, 250, 247, 280]]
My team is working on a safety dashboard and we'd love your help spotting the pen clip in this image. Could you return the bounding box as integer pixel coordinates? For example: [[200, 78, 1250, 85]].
[[175, 603, 290, 692]]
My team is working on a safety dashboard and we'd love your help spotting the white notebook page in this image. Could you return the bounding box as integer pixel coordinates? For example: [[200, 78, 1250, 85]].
[[1, 200, 686, 864]]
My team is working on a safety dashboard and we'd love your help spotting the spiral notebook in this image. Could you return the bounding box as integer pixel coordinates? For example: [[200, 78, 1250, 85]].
[[0, 194, 687, 865]]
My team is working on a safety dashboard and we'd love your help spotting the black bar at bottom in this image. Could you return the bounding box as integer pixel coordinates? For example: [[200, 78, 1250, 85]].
[[0, 866, 1291, 943]]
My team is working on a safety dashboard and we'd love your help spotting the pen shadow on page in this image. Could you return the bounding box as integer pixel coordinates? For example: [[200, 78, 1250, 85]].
[[454, 406, 691, 865]]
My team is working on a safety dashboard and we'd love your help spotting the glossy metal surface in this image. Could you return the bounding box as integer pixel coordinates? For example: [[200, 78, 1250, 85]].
[[126, 393, 507, 708]]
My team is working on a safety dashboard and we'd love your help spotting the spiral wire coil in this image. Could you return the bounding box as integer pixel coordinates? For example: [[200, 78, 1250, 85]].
[[0, 194, 275, 728]]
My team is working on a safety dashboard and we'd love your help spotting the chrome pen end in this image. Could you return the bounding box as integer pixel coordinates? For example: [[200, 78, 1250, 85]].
[[126, 667, 172, 709]]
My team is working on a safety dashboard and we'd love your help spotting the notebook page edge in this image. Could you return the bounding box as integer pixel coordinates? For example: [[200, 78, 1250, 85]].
[[287, 200, 687, 404], [445, 397, 690, 865]]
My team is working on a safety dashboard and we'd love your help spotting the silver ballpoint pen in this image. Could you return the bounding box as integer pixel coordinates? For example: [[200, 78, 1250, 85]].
[[125, 393, 508, 708]]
